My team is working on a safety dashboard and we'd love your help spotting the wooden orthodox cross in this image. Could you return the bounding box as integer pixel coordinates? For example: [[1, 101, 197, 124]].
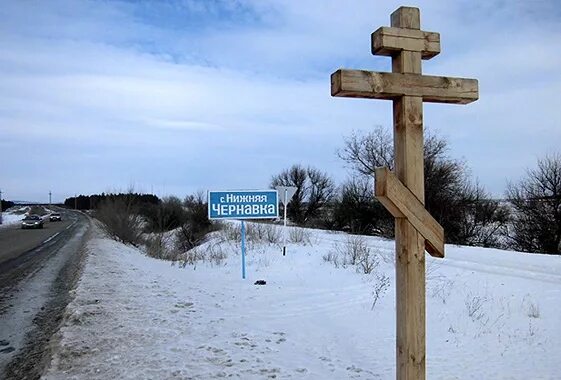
[[331, 6, 478, 380]]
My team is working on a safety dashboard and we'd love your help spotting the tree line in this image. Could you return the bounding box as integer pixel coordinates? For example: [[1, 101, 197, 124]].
[[62, 191, 213, 251], [64, 193, 159, 210], [57, 127, 560, 255], [272, 127, 560, 255], [1, 199, 15, 211]]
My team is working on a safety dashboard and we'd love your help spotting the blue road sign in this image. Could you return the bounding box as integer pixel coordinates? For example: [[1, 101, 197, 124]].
[[208, 190, 279, 220]]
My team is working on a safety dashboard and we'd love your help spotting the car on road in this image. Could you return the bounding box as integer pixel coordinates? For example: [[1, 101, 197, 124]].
[[21, 215, 44, 229], [49, 212, 62, 222]]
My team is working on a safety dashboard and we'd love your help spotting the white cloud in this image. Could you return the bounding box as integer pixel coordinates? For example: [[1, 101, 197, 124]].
[[0, 0, 560, 201]]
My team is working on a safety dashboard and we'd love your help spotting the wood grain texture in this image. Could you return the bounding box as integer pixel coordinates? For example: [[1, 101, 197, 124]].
[[331, 69, 479, 104], [391, 7, 420, 30], [395, 218, 426, 379], [372, 27, 440, 59], [390, 25, 426, 380], [393, 95, 426, 380], [375, 167, 444, 258]]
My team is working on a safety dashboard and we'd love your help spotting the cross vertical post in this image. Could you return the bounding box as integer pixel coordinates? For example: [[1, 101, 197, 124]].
[[390, 8, 426, 379], [330, 6, 478, 380]]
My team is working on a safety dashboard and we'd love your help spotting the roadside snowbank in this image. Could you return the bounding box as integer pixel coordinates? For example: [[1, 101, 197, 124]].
[[44, 224, 561, 379], [0, 212, 24, 228]]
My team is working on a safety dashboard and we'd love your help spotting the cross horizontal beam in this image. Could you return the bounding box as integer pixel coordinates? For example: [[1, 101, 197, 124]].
[[331, 69, 479, 104], [375, 167, 444, 258], [372, 27, 440, 59]]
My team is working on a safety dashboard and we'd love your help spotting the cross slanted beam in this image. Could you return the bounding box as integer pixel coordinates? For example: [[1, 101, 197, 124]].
[[375, 167, 444, 258], [330, 6, 478, 380]]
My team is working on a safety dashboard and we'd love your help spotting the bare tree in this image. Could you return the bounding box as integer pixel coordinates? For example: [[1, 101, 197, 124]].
[[176, 191, 215, 251], [271, 165, 335, 225], [339, 126, 394, 175], [96, 193, 144, 246], [455, 181, 510, 247], [339, 127, 458, 184], [144, 196, 187, 233], [332, 175, 393, 236], [338, 127, 507, 246], [507, 154, 561, 254]]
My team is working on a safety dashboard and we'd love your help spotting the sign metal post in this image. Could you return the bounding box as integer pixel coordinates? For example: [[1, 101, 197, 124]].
[[241, 220, 246, 279], [275, 186, 297, 256], [208, 189, 279, 279]]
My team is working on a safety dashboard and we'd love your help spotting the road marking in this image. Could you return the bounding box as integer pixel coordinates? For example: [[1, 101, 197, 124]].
[[43, 232, 60, 244]]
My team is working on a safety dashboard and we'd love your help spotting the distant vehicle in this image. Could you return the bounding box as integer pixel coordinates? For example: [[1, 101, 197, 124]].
[[21, 215, 44, 229], [49, 213, 62, 222]]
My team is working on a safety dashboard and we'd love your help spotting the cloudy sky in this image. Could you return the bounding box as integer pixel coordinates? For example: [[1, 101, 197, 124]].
[[1, 0, 560, 202]]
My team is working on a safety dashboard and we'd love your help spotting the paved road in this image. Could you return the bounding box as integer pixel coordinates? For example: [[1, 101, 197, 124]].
[[0, 209, 91, 379], [0, 217, 76, 265]]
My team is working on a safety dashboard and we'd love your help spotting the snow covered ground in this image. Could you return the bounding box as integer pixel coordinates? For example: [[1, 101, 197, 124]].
[[44, 223, 561, 379], [0, 207, 29, 228]]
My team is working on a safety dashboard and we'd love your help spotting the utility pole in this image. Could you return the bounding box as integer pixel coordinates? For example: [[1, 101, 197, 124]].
[[49, 191, 52, 206], [0, 189, 3, 225]]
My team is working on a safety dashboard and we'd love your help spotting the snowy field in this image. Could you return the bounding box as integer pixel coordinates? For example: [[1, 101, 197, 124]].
[[44, 223, 561, 379]]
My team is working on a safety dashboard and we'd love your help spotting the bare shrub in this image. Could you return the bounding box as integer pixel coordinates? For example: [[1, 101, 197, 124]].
[[253, 247, 271, 270], [322, 250, 342, 268], [207, 244, 227, 266], [145, 233, 170, 259], [143, 196, 187, 233], [245, 223, 261, 242], [326, 236, 385, 275], [507, 153, 561, 254], [263, 224, 282, 244], [324, 235, 390, 309], [145, 233, 184, 262], [220, 222, 283, 248], [271, 164, 335, 225], [177, 239, 228, 268], [525, 320, 538, 344], [222, 223, 241, 242], [358, 249, 380, 274], [339, 128, 507, 246], [345, 235, 370, 265], [522, 295, 541, 318], [179, 247, 206, 268], [465, 292, 489, 321], [527, 303, 540, 319], [289, 227, 311, 245], [176, 223, 206, 251], [246, 223, 282, 244], [175, 192, 218, 251], [429, 276, 454, 304], [371, 272, 390, 310], [96, 195, 144, 246], [332, 175, 393, 236]]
